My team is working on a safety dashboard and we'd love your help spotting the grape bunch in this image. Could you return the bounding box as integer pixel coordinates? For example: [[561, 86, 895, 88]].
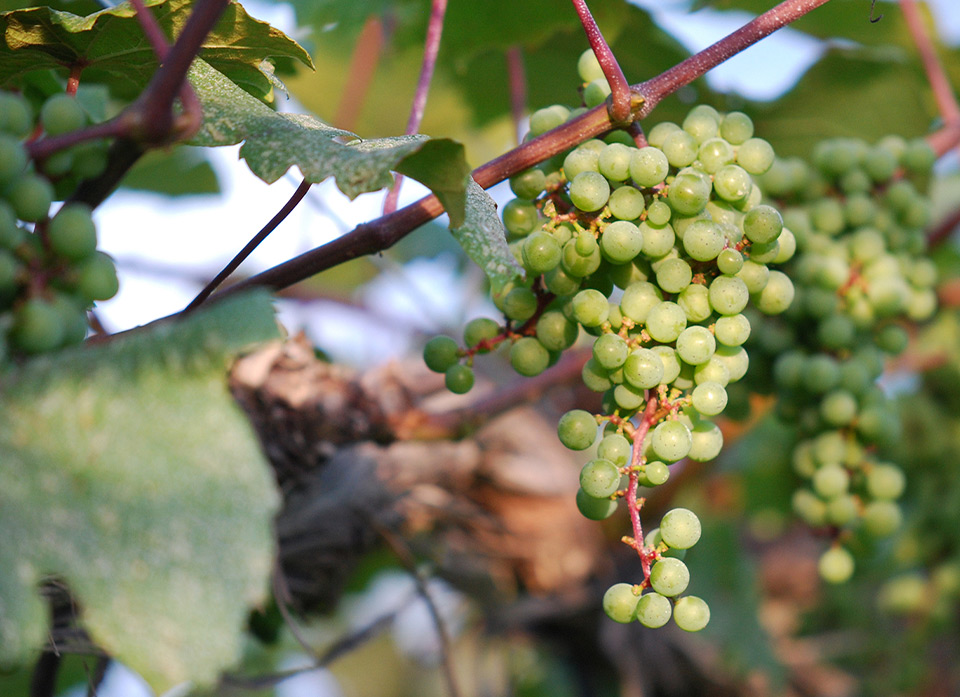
[[742, 135, 938, 583], [0, 88, 117, 363], [424, 50, 795, 630]]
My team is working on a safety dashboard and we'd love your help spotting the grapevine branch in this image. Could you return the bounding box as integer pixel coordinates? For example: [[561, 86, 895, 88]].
[[209, 0, 833, 303], [506, 46, 527, 145], [899, 0, 960, 128], [383, 0, 448, 215], [571, 0, 632, 123]]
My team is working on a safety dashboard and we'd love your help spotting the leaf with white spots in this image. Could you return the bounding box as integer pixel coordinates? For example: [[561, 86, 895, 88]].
[[0, 292, 281, 693]]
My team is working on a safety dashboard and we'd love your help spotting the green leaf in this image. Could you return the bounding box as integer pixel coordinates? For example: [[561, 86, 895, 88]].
[[120, 145, 220, 196], [0, 0, 313, 99], [0, 292, 281, 692], [451, 178, 524, 295], [188, 59, 471, 222]]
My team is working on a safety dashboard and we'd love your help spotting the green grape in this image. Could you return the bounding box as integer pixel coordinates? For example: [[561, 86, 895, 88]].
[[629, 146, 669, 187], [561, 238, 602, 278], [659, 508, 701, 549], [862, 500, 901, 537], [655, 258, 692, 294], [614, 383, 645, 410], [0, 134, 28, 185], [51, 292, 88, 347], [620, 281, 661, 323], [598, 433, 631, 467], [692, 381, 727, 416], [875, 323, 908, 355], [714, 314, 750, 346], [737, 137, 775, 174], [10, 297, 64, 354], [608, 186, 645, 220], [676, 326, 716, 365], [603, 583, 640, 623], [641, 461, 670, 486], [423, 336, 460, 373], [623, 347, 665, 389], [713, 164, 753, 203], [720, 111, 753, 144], [600, 221, 643, 264], [682, 110, 719, 143], [510, 168, 547, 200], [812, 464, 849, 498], [693, 356, 730, 387], [793, 489, 827, 526], [563, 147, 600, 180], [676, 284, 710, 323], [7, 175, 54, 222], [464, 317, 500, 350], [817, 313, 856, 351], [583, 78, 612, 108], [900, 138, 935, 174], [652, 345, 681, 383], [647, 122, 679, 148], [48, 203, 97, 261], [40, 94, 86, 136], [697, 138, 734, 174], [682, 220, 724, 262], [592, 333, 628, 370], [688, 418, 723, 461], [445, 364, 474, 393], [522, 231, 562, 274], [71, 141, 109, 180], [576, 488, 618, 520], [580, 458, 621, 499], [748, 239, 780, 265], [863, 146, 897, 182], [650, 420, 692, 462], [649, 557, 690, 597], [636, 592, 672, 628], [501, 287, 537, 322], [735, 260, 770, 294], [820, 389, 857, 426], [667, 172, 711, 216], [752, 270, 794, 315], [645, 200, 672, 227], [742, 205, 783, 244], [571, 288, 609, 327], [661, 130, 698, 168], [569, 171, 610, 212], [0, 93, 32, 137], [639, 221, 675, 258], [502, 199, 539, 237], [826, 494, 858, 526], [599, 143, 633, 182], [558, 409, 598, 450], [708, 275, 749, 316], [716, 248, 743, 275], [819, 546, 855, 584], [673, 596, 710, 632], [582, 357, 614, 392], [510, 337, 549, 376], [867, 464, 905, 500], [646, 301, 687, 343], [536, 311, 578, 351], [529, 105, 570, 137]]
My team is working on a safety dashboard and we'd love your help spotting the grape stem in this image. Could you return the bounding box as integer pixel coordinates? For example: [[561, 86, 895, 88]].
[[899, 0, 960, 130], [66, 64, 84, 96], [206, 0, 832, 304], [571, 0, 633, 124], [383, 0, 448, 216], [627, 396, 661, 582], [506, 46, 528, 146]]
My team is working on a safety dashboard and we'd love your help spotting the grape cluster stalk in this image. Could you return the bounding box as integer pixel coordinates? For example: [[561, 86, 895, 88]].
[[424, 51, 796, 630], [742, 135, 939, 583], [0, 88, 118, 363]]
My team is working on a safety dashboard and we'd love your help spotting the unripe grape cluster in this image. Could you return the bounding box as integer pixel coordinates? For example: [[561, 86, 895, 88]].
[[745, 135, 938, 583], [0, 88, 116, 363], [424, 50, 795, 630]]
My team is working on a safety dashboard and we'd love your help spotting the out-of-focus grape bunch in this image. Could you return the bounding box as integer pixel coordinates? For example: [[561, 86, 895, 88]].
[[0, 89, 117, 364], [740, 134, 939, 583], [424, 49, 797, 631]]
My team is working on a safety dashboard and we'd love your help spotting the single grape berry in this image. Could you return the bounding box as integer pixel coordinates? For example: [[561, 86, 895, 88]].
[[650, 420, 692, 462], [659, 508, 702, 549], [40, 94, 86, 136], [423, 336, 459, 373], [463, 317, 500, 350], [48, 203, 97, 261], [636, 592, 672, 628], [510, 337, 550, 377], [445, 364, 474, 394], [819, 546, 855, 584], [649, 557, 690, 597], [74, 252, 119, 302], [576, 488, 618, 520], [673, 596, 710, 632], [11, 297, 65, 354], [558, 409, 598, 451], [580, 458, 621, 499], [603, 583, 640, 623]]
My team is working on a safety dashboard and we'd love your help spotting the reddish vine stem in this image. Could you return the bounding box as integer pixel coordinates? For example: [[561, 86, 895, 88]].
[[626, 397, 660, 581], [208, 0, 833, 304], [184, 179, 314, 312], [66, 64, 83, 96], [384, 0, 448, 215], [27, 118, 134, 162], [335, 15, 387, 131], [571, 0, 632, 123], [899, 0, 960, 128], [137, 0, 229, 142], [506, 46, 527, 145]]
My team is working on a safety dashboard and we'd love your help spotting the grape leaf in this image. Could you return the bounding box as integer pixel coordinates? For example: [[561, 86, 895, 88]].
[[0, 292, 281, 692], [120, 145, 220, 196], [451, 178, 524, 296], [188, 59, 471, 224], [0, 0, 313, 99]]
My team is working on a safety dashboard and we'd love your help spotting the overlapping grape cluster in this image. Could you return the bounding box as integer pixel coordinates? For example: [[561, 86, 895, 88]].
[[0, 89, 116, 363], [745, 135, 938, 583], [424, 50, 795, 630]]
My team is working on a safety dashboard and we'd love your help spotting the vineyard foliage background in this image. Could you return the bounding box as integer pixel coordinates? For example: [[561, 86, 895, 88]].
[[2, 0, 960, 695]]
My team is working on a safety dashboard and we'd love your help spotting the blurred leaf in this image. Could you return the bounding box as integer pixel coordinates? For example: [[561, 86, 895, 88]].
[[120, 145, 220, 196], [0, 292, 281, 692], [451, 178, 524, 295], [189, 59, 470, 223], [0, 0, 313, 99]]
